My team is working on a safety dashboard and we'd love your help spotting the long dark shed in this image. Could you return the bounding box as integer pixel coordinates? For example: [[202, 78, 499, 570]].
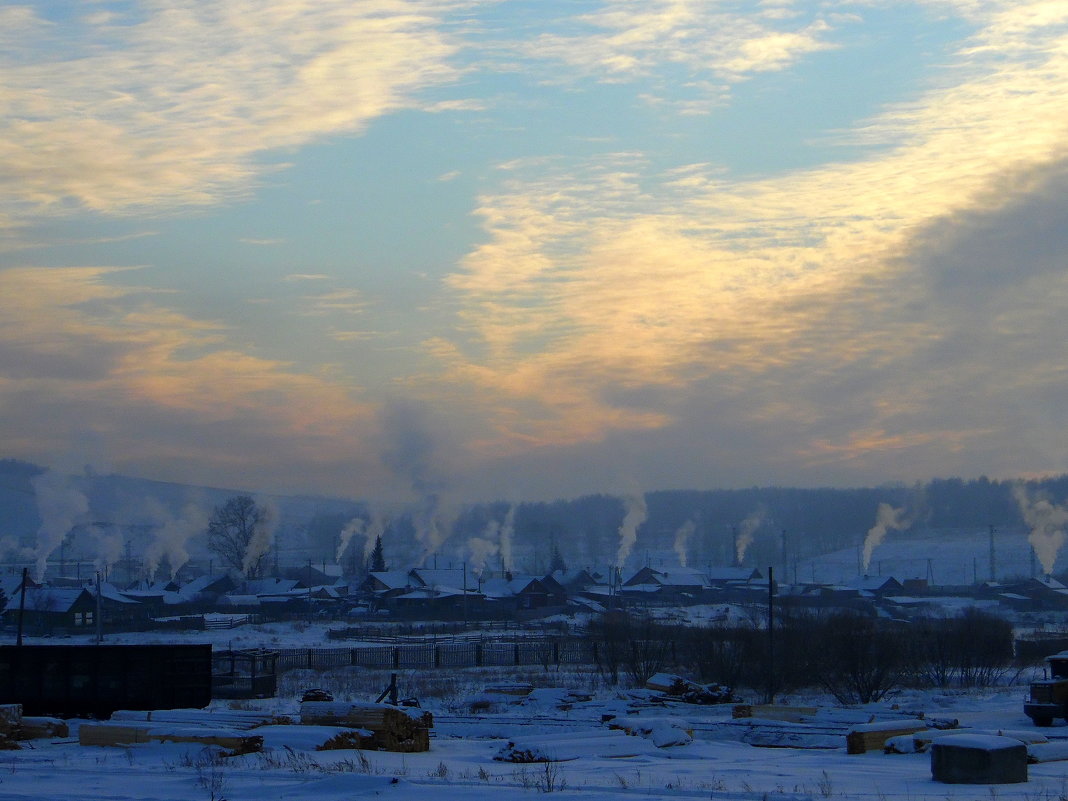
[[0, 644, 212, 718]]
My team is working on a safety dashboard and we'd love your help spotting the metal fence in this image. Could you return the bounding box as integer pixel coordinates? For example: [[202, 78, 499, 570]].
[[274, 637, 598, 673]]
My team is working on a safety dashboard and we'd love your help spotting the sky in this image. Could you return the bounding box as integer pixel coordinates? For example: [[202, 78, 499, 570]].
[[3, 0, 1068, 504]]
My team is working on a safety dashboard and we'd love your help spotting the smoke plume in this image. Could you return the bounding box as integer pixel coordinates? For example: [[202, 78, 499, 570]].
[[499, 504, 516, 571], [31, 470, 89, 581], [1014, 485, 1068, 576], [862, 503, 909, 573], [242, 497, 277, 577], [467, 525, 500, 578], [379, 400, 451, 562], [673, 519, 696, 567], [735, 507, 766, 566], [143, 499, 209, 579], [89, 523, 123, 572], [336, 517, 366, 564], [615, 493, 647, 568]]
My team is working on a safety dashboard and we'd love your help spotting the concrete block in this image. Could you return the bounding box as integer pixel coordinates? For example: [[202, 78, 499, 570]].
[[931, 734, 1028, 784]]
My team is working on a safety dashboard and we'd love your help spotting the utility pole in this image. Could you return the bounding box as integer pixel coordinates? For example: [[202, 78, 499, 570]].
[[16, 568, 28, 647], [989, 525, 996, 582], [95, 571, 103, 645], [766, 566, 776, 704]]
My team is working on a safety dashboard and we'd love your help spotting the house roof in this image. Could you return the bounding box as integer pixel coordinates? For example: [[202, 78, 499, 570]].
[[368, 570, 411, 590], [14, 587, 92, 613]]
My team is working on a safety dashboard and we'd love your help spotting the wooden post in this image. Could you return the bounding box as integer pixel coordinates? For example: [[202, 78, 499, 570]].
[[767, 566, 775, 704], [16, 567, 28, 646]]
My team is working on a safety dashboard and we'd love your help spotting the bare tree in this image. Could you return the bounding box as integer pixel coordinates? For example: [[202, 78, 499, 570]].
[[207, 496, 272, 578]]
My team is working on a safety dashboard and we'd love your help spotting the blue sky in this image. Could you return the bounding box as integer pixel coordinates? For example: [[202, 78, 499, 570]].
[[3, 0, 1068, 504]]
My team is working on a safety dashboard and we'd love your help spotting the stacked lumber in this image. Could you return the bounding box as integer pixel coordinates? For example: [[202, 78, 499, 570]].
[[111, 709, 291, 730], [0, 704, 20, 748], [299, 702, 432, 753], [646, 674, 732, 705], [733, 704, 818, 723], [846, 719, 928, 754], [19, 717, 68, 740], [79, 722, 262, 755]]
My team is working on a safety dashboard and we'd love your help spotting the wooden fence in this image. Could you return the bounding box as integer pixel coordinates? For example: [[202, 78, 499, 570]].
[[274, 637, 598, 673]]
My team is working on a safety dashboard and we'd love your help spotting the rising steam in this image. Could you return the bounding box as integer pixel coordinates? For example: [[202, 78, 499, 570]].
[[143, 499, 209, 579], [673, 519, 696, 567], [380, 400, 450, 563], [31, 470, 89, 581], [241, 497, 277, 577], [615, 493, 647, 568], [467, 522, 500, 578], [1014, 485, 1068, 576], [499, 504, 516, 571], [336, 517, 366, 564], [862, 503, 910, 573], [735, 507, 766, 566]]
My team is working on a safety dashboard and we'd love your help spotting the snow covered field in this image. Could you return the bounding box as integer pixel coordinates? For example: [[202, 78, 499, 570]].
[[2, 622, 1067, 801]]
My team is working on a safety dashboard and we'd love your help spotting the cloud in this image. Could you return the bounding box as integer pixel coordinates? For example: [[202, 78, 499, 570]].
[[518, 1, 835, 86], [0, 264, 385, 495], [0, 1, 463, 220], [434, 1, 1068, 484], [239, 238, 286, 246]]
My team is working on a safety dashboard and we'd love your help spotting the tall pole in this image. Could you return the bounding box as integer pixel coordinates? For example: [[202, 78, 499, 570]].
[[95, 571, 103, 645], [767, 566, 775, 704], [989, 525, 996, 582], [16, 568, 28, 646]]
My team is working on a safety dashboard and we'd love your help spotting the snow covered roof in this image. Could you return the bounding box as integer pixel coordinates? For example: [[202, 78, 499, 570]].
[[368, 570, 412, 590], [245, 578, 300, 595], [12, 586, 92, 612]]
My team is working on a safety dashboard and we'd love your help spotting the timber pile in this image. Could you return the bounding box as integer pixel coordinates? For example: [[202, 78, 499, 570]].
[[299, 702, 432, 752], [646, 674, 732, 705], [79, 721, 262, 755], [846, 719, 928, 754], [111, 709, 291, 730], [0, 704, 68, 745], [19, 717, 68, 740], [733, 704, 819, 722]]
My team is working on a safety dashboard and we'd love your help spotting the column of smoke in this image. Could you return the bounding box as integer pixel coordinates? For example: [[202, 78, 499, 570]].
[[499, 504, 516, 572], [735, 507, 765, 566], [862, 503, 909, 574], [380, 400, 451, 564], [336, 517, 366, 565], [615, 493, 647, 569], [143, 500, 209, 579], [242, 497, 278, 577], [1014, 486, 1068, 576], [467, 518, 501, 579], [31, 470, 89, 582], [673, 519, 696, 567], [89, 523, 123, 573]]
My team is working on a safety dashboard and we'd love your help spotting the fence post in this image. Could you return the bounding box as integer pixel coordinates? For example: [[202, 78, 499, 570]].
[[434, 646, 440, 668], [392, 646, 400, 670], [475, 641, 483, 667], [514, 641, 520, 666], [553, 639, 559, 665], [307, 649, 313, 669], [351, 648, 357, 666]]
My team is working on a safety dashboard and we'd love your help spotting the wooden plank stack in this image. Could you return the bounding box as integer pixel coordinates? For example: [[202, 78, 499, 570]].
[[78, 721, 262, 755], [846, 719, 928, 754], [300, 702, 432, 753]]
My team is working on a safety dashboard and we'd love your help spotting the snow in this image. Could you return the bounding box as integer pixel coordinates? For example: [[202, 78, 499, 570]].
[[6, 590, 1068, 801]]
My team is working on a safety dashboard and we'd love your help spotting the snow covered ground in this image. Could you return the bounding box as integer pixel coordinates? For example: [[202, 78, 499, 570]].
[[2, 630, 1066, 801]]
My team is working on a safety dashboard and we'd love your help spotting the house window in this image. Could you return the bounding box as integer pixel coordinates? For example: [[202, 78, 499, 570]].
[[74, 611, 94, 626]]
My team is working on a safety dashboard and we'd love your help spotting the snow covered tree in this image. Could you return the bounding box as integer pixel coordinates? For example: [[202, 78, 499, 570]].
[[368, 535, 387, 573], [549, 542, 567, 575], [206, 495, 272, 578]]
